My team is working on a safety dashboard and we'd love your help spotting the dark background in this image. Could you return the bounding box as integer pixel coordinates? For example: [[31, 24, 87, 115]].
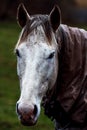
[[0, 0, 87, 25]]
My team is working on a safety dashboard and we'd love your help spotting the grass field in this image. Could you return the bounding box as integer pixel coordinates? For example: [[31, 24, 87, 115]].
[[0, 21, 54, 130]]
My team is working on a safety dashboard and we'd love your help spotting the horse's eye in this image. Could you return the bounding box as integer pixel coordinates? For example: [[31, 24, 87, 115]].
[[47, 51, 55, 59], [16, 49, 21, 57]]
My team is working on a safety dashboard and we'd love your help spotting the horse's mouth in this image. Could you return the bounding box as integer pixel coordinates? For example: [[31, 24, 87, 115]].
[[21, 119, 37, 126], [19, 115, 37, 126]]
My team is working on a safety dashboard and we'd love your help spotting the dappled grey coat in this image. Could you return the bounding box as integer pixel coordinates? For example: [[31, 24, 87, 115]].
[[42, 24, 87, 130]]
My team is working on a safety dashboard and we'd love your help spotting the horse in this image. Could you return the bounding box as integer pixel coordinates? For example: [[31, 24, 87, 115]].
[[15, 3, 87, 130]]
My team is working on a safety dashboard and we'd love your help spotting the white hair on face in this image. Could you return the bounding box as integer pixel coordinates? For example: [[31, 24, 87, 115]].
[[16, 20, 58, 125]]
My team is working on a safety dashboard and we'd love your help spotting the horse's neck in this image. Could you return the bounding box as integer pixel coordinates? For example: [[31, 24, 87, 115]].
[[57, 24, 87, 53], [55, 24, 87, 111], [56, 24, 83, 74], [55, 24, 83, 92], [42, 24, 87, 125]]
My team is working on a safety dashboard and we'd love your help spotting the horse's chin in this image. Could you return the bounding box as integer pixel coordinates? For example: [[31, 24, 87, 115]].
[[20, 118, 37, 126]]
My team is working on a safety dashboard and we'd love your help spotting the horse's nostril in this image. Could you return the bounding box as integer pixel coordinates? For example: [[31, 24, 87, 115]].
[[33, 105, 38, 116], [16, 103, 38, 116]]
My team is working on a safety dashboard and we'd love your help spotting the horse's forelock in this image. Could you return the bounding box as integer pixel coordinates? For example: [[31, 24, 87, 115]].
[[19, 15, 52, 45]]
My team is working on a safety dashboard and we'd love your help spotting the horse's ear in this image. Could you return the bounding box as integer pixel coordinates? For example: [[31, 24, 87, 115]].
[[17, 3, 30, 28], [49, 6, 61, 31]]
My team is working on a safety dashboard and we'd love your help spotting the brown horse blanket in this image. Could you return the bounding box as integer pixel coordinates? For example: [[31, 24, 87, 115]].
[[42, 24, 87, 129]]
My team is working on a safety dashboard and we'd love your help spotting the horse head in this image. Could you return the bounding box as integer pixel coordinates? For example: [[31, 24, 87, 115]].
[[15, 3, 60, 126]]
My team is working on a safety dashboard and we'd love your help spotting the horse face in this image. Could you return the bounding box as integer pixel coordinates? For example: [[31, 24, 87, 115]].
[[15, 4, 60, 126]]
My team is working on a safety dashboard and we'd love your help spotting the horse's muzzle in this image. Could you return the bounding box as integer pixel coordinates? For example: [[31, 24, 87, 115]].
[[16, 103, 38, 126]]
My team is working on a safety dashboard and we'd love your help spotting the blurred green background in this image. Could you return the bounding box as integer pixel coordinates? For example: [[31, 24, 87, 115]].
[[0, 0, 87, 130]]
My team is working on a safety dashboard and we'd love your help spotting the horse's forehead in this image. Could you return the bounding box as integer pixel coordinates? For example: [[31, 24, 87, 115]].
[[17, 26, 47, 48], [27, 26, 47, 44], [16, 16, 52, 47]]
